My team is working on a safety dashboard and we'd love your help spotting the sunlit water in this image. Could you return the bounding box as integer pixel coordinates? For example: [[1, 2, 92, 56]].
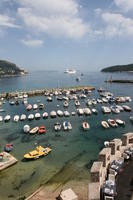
[[0, 71, 133, 199]]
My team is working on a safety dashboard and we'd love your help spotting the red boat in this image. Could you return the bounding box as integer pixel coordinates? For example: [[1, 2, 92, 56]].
[[38, 126, 46, 134]]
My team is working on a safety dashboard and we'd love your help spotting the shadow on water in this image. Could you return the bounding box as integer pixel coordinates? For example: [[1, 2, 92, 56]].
[[21, 135, 35, 143], [5, 134, 19, 143]]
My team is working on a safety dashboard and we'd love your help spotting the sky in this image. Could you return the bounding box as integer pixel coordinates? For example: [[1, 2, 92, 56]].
[[0, 0, 133, 71]]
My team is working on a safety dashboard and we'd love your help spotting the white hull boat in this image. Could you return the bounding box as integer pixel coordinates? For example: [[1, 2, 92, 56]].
[[43, 112, 48, 118], [116, 119, 125, 126], [14, 115, 19, 122], [63, 121, 72, 131], [108, 119, 118, 127], [54, 122, 62, 131], [50, 111, 56, 118], [23, 125, 30, 133], [20, 114, 26, 121], [82, 121, 90, 131], [101, 121, 109, 129], [29, 127, 39, 134], [28, 114, 34, 120], [57, 110, 64, 117], [0, 116, 3, 122], [4, 115, 11, 122], [35, 113, 41, 119], [64, 111, 70, 117]]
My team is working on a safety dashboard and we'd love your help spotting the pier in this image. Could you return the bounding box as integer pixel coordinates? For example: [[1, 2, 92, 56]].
[[0, 85, 95, 99], [0, 152, 18, 171], [105, 79, 133, 84]]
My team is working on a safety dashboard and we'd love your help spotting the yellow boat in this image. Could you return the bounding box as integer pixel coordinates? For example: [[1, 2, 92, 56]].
[[24, 146, 52, 160]]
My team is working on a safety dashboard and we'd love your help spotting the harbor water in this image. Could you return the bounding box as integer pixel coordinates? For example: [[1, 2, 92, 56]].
[[0, 71, 133, 199]]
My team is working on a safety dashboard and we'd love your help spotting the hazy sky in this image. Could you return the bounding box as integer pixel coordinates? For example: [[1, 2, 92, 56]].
[[0, 0, 133, 71]]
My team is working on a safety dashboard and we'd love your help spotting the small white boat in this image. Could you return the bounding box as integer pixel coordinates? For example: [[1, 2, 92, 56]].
[[122, 105, 132, 112], [23, 125, 30, 133], [4, 115, 11, 122], [101, 121, 109, 129], [64, 110, 70, 117], [43, 112, 48, 118], [29, 127, 39, 134], [92, 108, 98, 114], [63, 121, 72, 131], [75, 100, 80, 107], [23, 93, 28, 98], [0, 116, 3, 122], [108, 119, 118, 127], [35, 113, 41, 119], [92, 99, 97, 105], [26, 104, 32, 111], [102, 106, 111, 114], [116, 105, 124, 112], [80, 94, 86, 99], [14, 115, 19, 122], [130, 116, 133, 123], [47, 96, 52, 102], [82, 121, 90, 131], [104, 141, 110, 147], [111, 106, 120, 114], [50, 111, 56, 118], [63, 96, 69, 101], [97, 99, 103, 103], [102, 97, 108, 103], [83, 108, 91, 115], [33, 104, 38, 110], [116, 119, 125, 126], [9, 101, 15, 105], [57, 110, 64, 117], [87, 100, 92, 106], [28, 114, 34, 120], [77, 108, 84, 115], [20, 114, 26, 121], [71, 112, 76, 116], [63, 101, 69, 108], [54, 122, 62, 131]]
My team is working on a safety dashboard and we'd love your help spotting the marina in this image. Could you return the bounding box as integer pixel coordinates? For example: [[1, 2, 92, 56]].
[[0, 71, 133, 199]]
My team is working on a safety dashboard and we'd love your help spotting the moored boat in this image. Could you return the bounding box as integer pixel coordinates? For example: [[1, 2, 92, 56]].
[[63, 121, 72, 131], [35, 112, 41, 119], [24, 146, 52, 160], [57, 110, 64, 117], [4, 115, 11, 122], [28, 114, 34, 120], [64, 110, 70, 117], [63, 101, 69, 108], [4, 143, 13, 152], [42, 112, 48, 119], [38, 125, 46, 134], [14, 115, 19, 122], [54, 122, 62, 131], [33, 104, 38, 110], [101, 121, 109, 129], [26, 104, 32, 111], [50, 111, 56, 118], [122, 105, 132, 112], [23, 125, 30, 133], [39, 103, 44, 109], [108, 119, 118, 127], [82, 121, 90, 131], [29, 127, 39, 134], [116, 119, 125, 126], [20, 114, 26, 121], [0, 116, 3, 122]]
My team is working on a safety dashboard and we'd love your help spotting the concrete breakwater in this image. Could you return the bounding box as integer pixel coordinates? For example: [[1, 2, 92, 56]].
[[105, 79, 133, 84], [88, 132, 133, 200], [0, 85, 95, 99]]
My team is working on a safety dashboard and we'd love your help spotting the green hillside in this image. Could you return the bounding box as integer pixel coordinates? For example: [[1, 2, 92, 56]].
[[101, 64, 133, 72]]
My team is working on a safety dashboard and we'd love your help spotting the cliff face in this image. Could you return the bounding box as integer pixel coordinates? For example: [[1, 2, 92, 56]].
[[0, 60, 26, 77], [101, 64, 133, 72]]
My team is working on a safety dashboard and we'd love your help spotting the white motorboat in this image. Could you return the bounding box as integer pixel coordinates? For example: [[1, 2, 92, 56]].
[[50, 111, 56, 118], [122, 105, 132, 112], [35, 113, 41, 119], [116, 119, 125, 126], [29, 127, 39, 134], [101, 121, 109, 129], [33, 104, 38, 110], [92, 99, 97, 105], [4, 115, 11, 122], [42, 112, 48, 118], [111, 106, 120, 114], [97, 99, 103, 103], [102, 97, 108, 103], [64, 111, 70, 117], [87, 100, 92, 106], [77, 108, 84, 115], [47, 96, 52, 102], [20, 114, 26, 121], [26, 104, 32, 111], [83, 108, 91, 115], [57, 110, 64, 117], [23, 93, 28, 98], [9, 101, 15, 105], [54, 122, 62, 131], [116, 105, 124, 112], [23, 125, 30, 133], [14, 115, 19, 122], [63, 96, 69, 101], [130, 116, 133, 123], [63, 121, 72, 131], [28, 114, 34, 120], [108, 119, 118, 127], [71, 112, 76, 116], [92, 108, 98, 114], [82, 121, 90, 131], [0, 116, 3, 122], [64, 69, 76, 74], [102, 106, 111, 114], [80, 94, 86, 99], [75, 100, 80, 107], [104, 141, 110, 147]]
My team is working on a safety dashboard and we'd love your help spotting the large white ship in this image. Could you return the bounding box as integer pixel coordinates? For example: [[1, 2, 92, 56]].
[[64, 69, 76, 74]]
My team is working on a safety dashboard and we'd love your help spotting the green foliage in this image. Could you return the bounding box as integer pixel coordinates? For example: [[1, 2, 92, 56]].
[[0, 60, 21, 76], [101, 64, 133, 72]]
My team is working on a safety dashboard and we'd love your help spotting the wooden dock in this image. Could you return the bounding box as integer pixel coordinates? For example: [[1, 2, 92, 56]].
[[0, 85, 95, 99], [0, 152, 18, 171]]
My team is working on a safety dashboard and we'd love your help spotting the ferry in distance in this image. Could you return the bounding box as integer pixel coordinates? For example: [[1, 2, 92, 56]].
[[64, 69, 76, 74]]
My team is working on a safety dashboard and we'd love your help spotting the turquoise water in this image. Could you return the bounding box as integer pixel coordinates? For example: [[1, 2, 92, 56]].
[[0, 71, 133, 199]]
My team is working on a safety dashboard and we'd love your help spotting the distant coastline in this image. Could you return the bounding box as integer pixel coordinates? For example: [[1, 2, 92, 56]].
[[0, 60, 28, 78], [101, 63, 133, 72]]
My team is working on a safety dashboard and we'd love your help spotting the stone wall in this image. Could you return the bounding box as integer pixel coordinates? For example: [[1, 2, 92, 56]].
[[88, 132, 133, 200]]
